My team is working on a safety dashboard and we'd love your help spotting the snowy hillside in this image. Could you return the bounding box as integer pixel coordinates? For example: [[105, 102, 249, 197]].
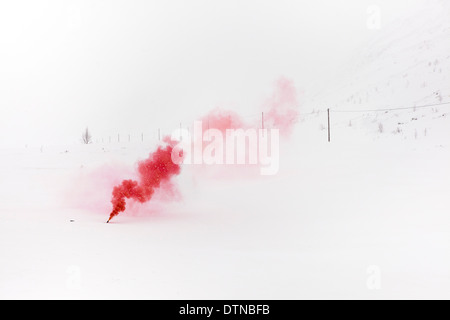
[[305, 0, 450, 111]]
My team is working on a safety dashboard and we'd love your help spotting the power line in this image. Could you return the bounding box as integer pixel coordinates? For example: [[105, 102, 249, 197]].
[[330, 101, 450, 113]]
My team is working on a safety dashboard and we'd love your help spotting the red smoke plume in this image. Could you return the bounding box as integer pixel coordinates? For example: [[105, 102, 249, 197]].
[[198, 78, 299, 137], [107, 144, 181, 222], [200, 108, 248, 133], [106, 77, 299, 222], [200, 77, 299, 136], [263, 77, 299, 137]]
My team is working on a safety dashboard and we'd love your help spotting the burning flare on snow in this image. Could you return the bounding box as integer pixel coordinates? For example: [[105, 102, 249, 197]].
[[107, 143, 181, 223], [106, 77, 299, 222]]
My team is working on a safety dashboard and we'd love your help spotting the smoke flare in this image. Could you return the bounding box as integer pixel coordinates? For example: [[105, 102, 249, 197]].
[[106, 77, 299, 222], [107, 144, 181, 222]]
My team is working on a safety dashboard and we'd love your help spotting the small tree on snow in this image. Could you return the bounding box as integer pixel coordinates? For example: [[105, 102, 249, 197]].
[[378, 122, 384, 133], [82, 127, 92, 144]]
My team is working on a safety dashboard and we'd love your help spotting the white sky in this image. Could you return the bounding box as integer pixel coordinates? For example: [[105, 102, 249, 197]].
[[0, 0, 426, 147]]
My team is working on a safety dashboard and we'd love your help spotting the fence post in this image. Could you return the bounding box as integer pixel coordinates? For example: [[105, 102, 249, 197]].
[[327, 108, 331, 142], [262, 111, 264, 136]]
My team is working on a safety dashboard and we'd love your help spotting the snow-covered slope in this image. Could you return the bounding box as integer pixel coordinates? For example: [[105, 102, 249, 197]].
[[1, 106, 449, 300], [305, 0, 450, 111]]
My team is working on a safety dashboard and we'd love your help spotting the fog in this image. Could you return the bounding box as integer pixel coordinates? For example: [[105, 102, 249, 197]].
[[0, 0, 425, 147]]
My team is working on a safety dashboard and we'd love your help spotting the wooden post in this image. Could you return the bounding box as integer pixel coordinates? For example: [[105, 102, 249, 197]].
[[158, 128, 161, 141], [262, 111, 264, 136], [262, 112, 264, 130], [118, 133, 120, 142], [327, 108, 331, 142], [141, 133, 144, 142]]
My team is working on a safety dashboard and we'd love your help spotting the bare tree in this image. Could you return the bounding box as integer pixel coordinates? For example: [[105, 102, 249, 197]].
[[378, 122, 384, 133], [82, 127, 92, 144]]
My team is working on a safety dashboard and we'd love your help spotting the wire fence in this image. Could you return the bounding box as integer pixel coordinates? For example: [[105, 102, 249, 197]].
[[92, 100, 450, 144], [319, 101, 450, 142], [93, 111, 265, 145], [329, 101, 450, 113]]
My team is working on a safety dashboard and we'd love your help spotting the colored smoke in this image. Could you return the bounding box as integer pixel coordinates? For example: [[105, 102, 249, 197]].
[[108, 144, 181, 222], [263, 77, 299, 137], [106, 77, 300, 221]]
